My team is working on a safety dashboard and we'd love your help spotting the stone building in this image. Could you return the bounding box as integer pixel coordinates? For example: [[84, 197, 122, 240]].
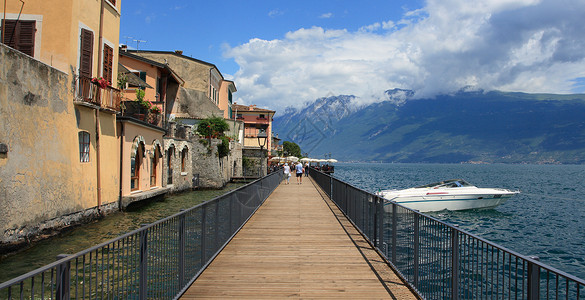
[[126, 50, 244, 187]]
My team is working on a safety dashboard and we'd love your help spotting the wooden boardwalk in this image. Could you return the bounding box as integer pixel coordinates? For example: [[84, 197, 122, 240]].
[[181, 177, 418, 299]]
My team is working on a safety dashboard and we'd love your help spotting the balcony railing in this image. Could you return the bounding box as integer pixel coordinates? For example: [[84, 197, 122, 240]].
[[120, 100, 162, 127], [76, 75, 121, 110]]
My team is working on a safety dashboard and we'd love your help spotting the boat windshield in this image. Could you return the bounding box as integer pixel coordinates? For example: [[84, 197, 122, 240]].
[[415, 179, 472, 189]]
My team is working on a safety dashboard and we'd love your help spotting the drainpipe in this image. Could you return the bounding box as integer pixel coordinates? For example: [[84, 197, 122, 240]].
[[118, 121, 124, 210], [95, 109, 102, 213], [2, 0, 6, 43], [95, 0, 105, 213]]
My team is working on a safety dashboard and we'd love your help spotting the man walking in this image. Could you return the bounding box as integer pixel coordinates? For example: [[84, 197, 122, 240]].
[[295, 162, 304, 184]]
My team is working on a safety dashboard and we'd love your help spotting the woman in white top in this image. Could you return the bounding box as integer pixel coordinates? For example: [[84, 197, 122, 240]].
[[283, 163, 291, 184]]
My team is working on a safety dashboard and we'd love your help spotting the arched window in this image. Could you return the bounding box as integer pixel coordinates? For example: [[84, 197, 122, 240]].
[[167, 145, 175, 185], [150, 147, 161, 187], [181, 147, 188, 172], [78, 131, 90, 162], [131, 143, 144, 191]]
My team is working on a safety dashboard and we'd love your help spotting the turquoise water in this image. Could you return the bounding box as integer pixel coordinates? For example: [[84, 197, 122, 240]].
[[333, 163, 585, 280], [0, 184, 243, 283]]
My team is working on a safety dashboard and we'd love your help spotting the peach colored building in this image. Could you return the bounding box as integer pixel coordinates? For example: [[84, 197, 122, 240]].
[[232, 104, 275, 151]]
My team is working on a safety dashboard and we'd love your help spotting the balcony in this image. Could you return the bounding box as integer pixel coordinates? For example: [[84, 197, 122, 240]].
[[75, 75, 121, 110], [121, 100, 163, 127]]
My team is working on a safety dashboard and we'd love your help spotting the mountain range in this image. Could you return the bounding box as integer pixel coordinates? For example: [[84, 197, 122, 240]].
[[272, 90, 585, 164]]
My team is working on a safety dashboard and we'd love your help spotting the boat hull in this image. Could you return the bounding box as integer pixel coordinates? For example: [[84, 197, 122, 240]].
[[383, 193, 515, 213]]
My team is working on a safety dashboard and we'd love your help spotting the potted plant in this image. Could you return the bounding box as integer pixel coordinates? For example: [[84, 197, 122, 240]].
[[91, 77, 110, 89], [123, 89, 150, 119]]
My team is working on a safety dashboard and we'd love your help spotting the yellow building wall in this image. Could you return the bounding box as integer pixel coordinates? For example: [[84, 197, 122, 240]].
[[0, 46, 120, 241], [2, 0, 120, 82]]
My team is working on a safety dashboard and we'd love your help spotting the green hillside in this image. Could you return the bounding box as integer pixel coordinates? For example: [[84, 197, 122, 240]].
[[273, 91, 585, 164]]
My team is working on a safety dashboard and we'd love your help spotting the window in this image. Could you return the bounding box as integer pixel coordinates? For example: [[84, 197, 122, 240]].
[[167, 146, 174, 185], [181, 148, 188, 172], [106, 0, 116, 6], [259, 114, 265, 119], [131, 144, 143, 191], [2, 20, 36, 57], [128, 71, 146, 89], [78, 131, 90, 162], [79, 29, 94, 79], [102, 44, 113, 84], [150, 150, 158, 187]]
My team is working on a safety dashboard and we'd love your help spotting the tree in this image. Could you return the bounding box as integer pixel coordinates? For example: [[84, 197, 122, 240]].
[[196, 116, 231, 158], [196, 116, 229, 139], [283, 141, 301, 157]]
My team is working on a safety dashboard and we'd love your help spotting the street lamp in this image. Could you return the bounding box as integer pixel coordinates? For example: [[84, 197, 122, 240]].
[[257, 131, 268, 177]]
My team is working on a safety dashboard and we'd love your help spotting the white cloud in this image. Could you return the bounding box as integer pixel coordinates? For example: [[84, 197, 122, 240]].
[[320, 12, 333, 19], [268, 9, 284, 18], [226, 0, 585, 111]]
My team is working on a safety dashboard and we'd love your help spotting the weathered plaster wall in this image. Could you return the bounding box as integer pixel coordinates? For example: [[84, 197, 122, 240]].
[[130, 52, 211, 92], [177, 87, 223, 119], [0, 45, 119, 247]]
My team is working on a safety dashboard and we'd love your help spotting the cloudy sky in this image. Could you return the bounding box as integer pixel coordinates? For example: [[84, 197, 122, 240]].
[[121, 0, 585, 111]]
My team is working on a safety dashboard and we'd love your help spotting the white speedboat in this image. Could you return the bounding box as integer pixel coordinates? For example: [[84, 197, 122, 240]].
[[377, 179, 519, 212]]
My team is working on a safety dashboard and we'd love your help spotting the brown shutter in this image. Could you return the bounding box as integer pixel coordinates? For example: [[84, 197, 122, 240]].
[[2, 20, 35, 57], [102, 44, 113, 84], [79, 29, 94, 78]]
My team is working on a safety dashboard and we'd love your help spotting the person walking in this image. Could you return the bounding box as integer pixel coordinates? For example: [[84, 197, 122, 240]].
[[304, 162, 309, 177], [283, 163, 291, 184], [295, 162, 304, 184]]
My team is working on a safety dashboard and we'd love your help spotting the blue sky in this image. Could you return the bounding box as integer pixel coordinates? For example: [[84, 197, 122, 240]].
[[120, 0, 585, 110]]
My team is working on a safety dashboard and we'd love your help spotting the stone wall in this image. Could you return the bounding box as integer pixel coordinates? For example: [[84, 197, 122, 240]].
[[242, 148, 268, 177], [163, 138, 194, 193]]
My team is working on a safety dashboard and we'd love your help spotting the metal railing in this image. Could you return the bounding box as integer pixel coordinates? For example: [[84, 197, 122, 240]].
[[0, 170, 283, 299], [310, 168, 585, 299]]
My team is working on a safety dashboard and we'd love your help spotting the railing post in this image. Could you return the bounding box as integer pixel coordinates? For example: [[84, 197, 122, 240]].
[[392, 203, 398, 265], [414, 213, 419, 288], [451, 227, 460, 300], [375, 197, 384, 249], [139, 225, 148, 300], [527, 259, 540, 300], [178, 211, 186, 288], [392, 203, 397, 264], [215, 200, 220, 251], [56, 254, 70, 300], [201, 206, 207, 267]]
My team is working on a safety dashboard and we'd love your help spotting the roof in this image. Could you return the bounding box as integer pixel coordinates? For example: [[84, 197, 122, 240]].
[[232, 104, 275, 113], [125, 49, 225, 81], [118, 63, 152, 88], [120, 51, 185, 86]]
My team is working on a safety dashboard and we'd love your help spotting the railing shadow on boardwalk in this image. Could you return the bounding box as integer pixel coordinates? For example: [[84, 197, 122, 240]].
[[0, 171, 283, 300], [310, 168, 585, 300]]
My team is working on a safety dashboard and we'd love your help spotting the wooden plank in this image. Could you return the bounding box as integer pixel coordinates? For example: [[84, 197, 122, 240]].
[[180, 178, 418, 299]]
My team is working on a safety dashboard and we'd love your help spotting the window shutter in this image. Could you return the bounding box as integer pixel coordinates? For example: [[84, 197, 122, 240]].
[[2, 20, 17, 49], [79, 29, 94, 78], [2, 20, 35, 57], [102, 44, 113, 84]]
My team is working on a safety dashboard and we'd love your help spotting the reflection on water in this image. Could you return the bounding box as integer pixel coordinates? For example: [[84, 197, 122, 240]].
[[0, 184, 243, 283]]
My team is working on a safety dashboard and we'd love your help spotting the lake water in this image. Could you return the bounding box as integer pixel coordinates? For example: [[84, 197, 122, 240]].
[[0, 183, 244, 284], [333, 163, 585, 280]]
